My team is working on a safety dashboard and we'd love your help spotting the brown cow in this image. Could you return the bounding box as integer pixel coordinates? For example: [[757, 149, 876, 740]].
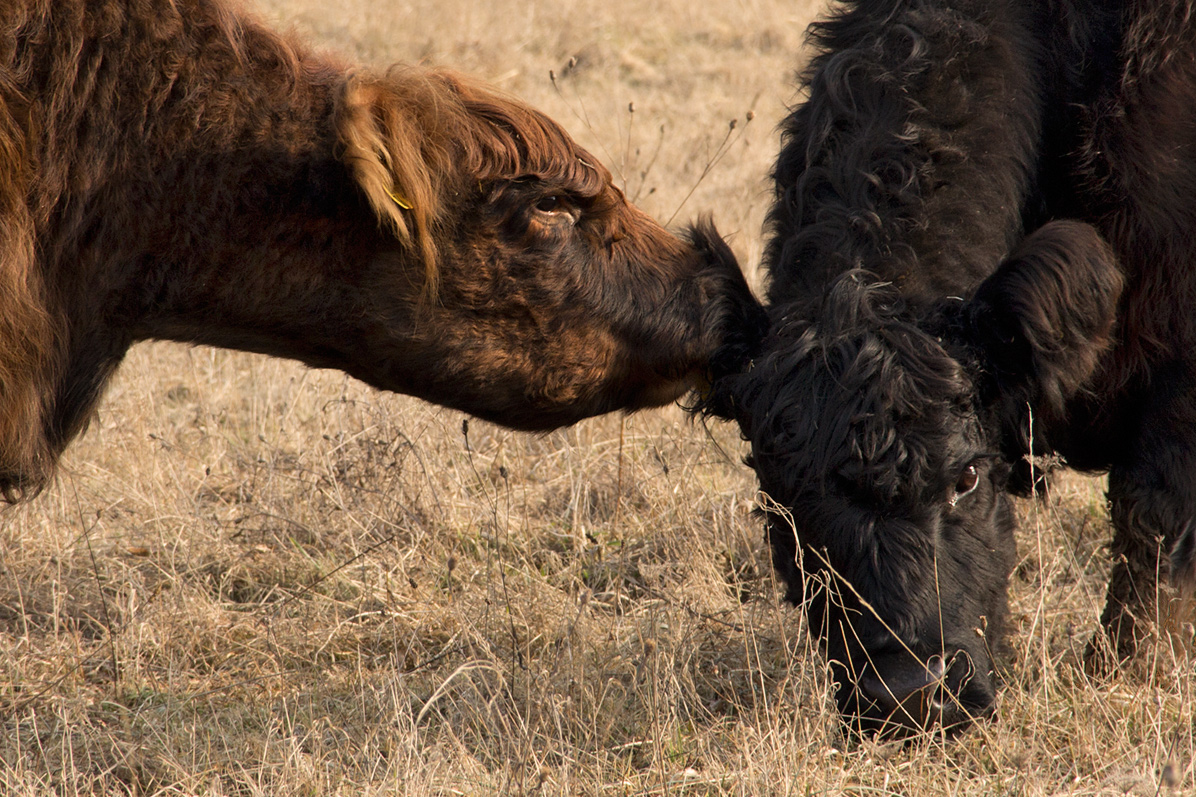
[[0, 0, 763, 501]]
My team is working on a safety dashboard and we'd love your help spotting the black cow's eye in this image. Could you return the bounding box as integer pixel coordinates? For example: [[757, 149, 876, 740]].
[[951, 463, 980, 506]]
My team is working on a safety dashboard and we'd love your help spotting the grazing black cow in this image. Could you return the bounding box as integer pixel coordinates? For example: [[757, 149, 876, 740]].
[[709, 0, 1196, 734]]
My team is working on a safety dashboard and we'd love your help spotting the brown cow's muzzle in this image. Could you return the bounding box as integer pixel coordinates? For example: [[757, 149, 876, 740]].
[[683, 219, 768, 404], [611, 219, 765, 417]]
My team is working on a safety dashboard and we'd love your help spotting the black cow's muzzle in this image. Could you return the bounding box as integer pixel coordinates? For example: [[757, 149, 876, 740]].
[[836, 648, 994, 737]]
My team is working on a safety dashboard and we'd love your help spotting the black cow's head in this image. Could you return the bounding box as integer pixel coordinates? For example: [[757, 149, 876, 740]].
[[717, 221, 1122, 735]]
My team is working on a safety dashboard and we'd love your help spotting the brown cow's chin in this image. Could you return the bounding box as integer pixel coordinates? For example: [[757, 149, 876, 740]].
[[498, 374, 696, 432], [628, 374, 698, 411]]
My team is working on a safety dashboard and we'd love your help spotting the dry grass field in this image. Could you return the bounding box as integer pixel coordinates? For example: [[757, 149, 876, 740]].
[[2, 0, 1194, 794]]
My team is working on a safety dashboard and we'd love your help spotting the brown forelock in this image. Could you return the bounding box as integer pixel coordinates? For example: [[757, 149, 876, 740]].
[[439, 70, 610, 197], [337, 66, 619, 297]]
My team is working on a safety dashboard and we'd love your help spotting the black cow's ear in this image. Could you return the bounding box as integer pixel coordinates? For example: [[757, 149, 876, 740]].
[[965, 220, 1122, 429]]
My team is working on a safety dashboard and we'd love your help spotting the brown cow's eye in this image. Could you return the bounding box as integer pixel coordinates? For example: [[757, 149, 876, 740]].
[[530, 194, 580, 227], [951, 463, 980, 506]]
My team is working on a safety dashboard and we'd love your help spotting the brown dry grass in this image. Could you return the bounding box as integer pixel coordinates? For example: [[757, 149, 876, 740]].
[[2, 0, 1193, 794]]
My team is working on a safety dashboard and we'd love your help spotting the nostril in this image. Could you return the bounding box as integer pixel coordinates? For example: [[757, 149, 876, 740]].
[[844, 648, 993, 736], [944, 649, 976, 695], [853, 652, 966, 730]]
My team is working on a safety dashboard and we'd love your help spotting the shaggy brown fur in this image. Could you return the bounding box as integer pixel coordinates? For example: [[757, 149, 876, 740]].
[[0, 0, 763, 501]]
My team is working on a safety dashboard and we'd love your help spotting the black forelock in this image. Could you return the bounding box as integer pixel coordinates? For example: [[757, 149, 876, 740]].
[[735, 272, 976, 508]]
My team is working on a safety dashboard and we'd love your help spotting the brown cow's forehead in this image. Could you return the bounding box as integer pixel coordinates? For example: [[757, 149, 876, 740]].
[[457, 88, 613, 198]]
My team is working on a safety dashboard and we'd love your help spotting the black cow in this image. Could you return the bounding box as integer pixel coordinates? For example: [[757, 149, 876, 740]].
[[709, 0, 1196, 735]]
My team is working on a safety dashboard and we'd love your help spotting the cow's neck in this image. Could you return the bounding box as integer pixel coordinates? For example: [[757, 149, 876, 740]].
[[27, 0, 415, 464], [764, 0, 1045, 309]]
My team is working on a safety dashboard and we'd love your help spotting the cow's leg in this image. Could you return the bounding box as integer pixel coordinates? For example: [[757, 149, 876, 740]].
[[1095, 370, 1196, 668]]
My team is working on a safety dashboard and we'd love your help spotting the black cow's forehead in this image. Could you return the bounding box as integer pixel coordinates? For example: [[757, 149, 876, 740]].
[[746, 304, 978, 506]]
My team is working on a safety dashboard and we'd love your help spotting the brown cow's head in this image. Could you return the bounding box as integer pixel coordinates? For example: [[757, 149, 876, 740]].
[[713, 221, 1122, 735], [332, 70, 765, 431], [0, 58, 763, 501]]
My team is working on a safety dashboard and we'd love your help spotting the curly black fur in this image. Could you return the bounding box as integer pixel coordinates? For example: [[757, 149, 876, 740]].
[[713, 0, 1196, 735]]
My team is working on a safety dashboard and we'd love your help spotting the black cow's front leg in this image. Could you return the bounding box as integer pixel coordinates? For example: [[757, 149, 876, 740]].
[[1095, 372, 1196, 668]]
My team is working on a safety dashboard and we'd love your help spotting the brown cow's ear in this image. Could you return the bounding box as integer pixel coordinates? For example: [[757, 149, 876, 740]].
[[335, 73, 440, 289], [966, 220, 1122, 425]]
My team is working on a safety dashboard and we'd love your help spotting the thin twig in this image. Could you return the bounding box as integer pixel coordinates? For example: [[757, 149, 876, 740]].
[[665, 114, 753, 227]]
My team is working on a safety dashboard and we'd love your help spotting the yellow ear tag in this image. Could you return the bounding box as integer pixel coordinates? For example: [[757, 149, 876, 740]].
[[386, 188, 413, 210]]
